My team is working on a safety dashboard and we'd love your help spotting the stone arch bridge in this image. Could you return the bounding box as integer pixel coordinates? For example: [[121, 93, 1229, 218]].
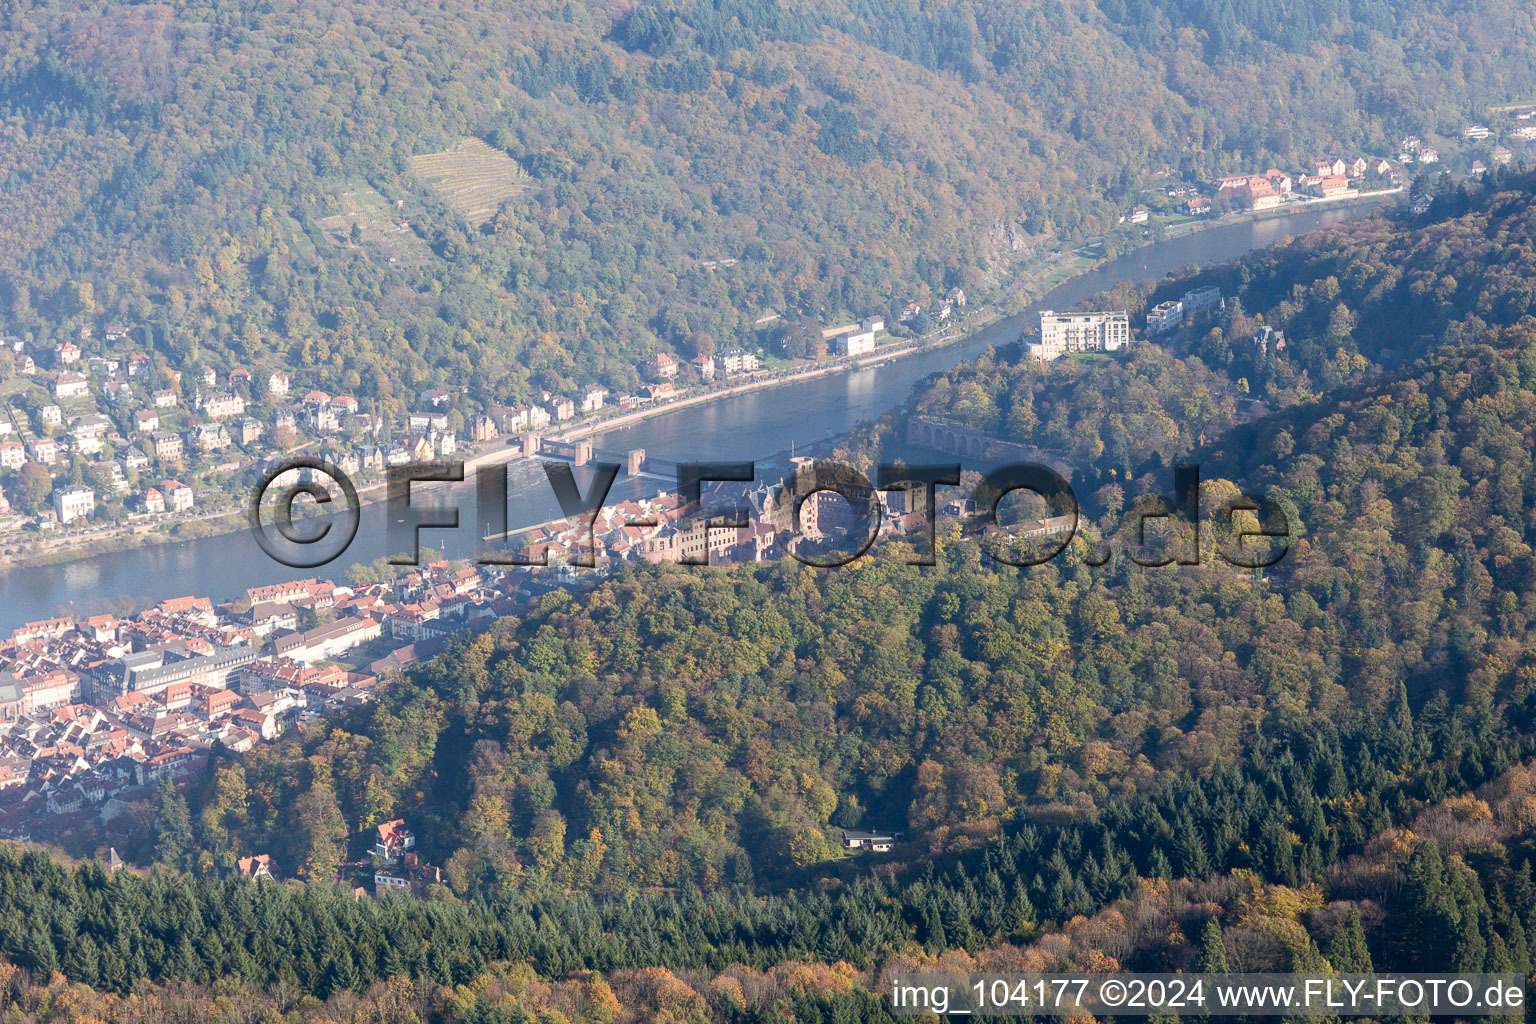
[[905, 415, 1057, 469]]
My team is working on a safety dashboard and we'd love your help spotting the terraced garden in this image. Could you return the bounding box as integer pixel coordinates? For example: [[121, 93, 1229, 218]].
[[408, 138, 533, 226]]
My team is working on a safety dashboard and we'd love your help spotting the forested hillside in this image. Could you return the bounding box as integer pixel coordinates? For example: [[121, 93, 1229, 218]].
[[165, 279, 1536, 895], [0, 182, 1519, 1020], [881, 169, 1536, 507], [7, 757, 1536, 1019], [2, 0, 1535, 409], [10, 8, 1536, 1018]]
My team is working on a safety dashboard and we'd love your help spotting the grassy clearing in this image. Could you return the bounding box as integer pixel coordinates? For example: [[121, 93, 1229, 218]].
[[317, 184, 429, 265], [1039, 253, 1098, 289]]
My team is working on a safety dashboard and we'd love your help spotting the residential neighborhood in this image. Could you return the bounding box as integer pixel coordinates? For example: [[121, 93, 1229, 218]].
[[1119, 118, 1536, 233], [0, 561, 512, 854], [1201, 154, 1394, 215], [0, 302, 928, 555]]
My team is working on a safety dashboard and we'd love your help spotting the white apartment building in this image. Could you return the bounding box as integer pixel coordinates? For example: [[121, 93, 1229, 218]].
[[1182, 285, 1223, 316], [1028, 310, 1131, 361], [53, 485, 96, 524], [718, 348, 758, 373], [831, 327, 876, 357], [1146, 300, 1185, 335]]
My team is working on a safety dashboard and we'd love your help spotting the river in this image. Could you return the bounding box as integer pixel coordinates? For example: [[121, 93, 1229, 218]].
[[0, 202, 1384, 630]]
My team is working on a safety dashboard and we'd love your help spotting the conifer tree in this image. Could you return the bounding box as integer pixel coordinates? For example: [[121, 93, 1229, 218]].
[[1326, 906, 1373, 973], [154, 777, 194, 870], [30, 924, 57, 977], [1194, 919, 1229, 973]]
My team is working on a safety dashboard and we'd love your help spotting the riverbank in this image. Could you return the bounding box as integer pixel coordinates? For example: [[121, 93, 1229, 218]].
[[0, 192, 1395, 585], [1009, 188, 1403, 301], [495, 315, 1009, 453], [0, 316, 1015, 576]]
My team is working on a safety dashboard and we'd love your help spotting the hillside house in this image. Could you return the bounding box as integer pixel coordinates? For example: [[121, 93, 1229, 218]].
[[645, 352, 678, 379], [162, 480, 194, 513], [52, 485, 96, 525], [468, 414, 497, 442], [53, 372, 89, 398], [191, 423, 230, 451], [151, 431, 182, 461], [374, 871, 409, 896], [202, 391, 245, 420], [27, 438, 58, 465], [580, 386, 607, 413], [371, 819, 416, 864], [407, 411, 448, 433], [842, 829, 902, 853], [236, 854, 276, 880]]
